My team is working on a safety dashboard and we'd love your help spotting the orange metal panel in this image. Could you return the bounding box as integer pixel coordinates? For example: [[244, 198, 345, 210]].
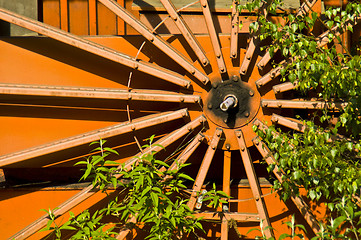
[[117, 0, 125, 35], [97, 1, 117, 35], [88, 0, 97, 35], [60, 0, 68, 31], [69, 0, 89, 35], [43, 0, 60, 28]]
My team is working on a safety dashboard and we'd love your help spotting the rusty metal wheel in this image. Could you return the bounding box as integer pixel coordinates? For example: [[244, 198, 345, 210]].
[[0, 0, 340, 239]]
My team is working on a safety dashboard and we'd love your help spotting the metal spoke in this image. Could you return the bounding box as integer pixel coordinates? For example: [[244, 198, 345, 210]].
[[252, 137, 321, 234], [187, 128, 223, 210], [235, 129, 273, 238], [194, 212, 259, 222], [200, 0, 227, 74], [255, 65, 282, 87], [159, 0, 209, 66], [273, 82, 298, 94], [0, 83, 201, 103], [168, 133, 205, 172], [261, 99, 347, 110], [240, 37, 257, 75], [10, 115, 207, 240], [0, 7, 191, 88], [272, 114, 306, 132], [0, 109, 189, 167], [98, 0, 209, 84], [230, 0, 239, 59]]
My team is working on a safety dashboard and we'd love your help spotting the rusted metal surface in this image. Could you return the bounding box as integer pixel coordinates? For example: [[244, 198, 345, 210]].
[[223, 150, 231, 197], [240, 37, 257, 75], [256, 65, 282, 87], [199, 0, 227, 74], [271, 114, 306, 132], [98, 0, 209, 84], [273, 81, 298, 93], [261, 99, 347, 109], [0, 109, 188, 167], [235, 129, 273, 238], [193, 212, 260, 222], [0, 7, 191, 88], [188, 128, 223, 210], [0, 83, 200, 103], [252, 137, 321, 234], [10, 115, 206, 239], [230, 0, 239, 59], [159, 0, 209, 66]]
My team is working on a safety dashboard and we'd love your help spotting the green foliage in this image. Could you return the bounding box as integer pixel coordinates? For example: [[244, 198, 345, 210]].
[[74, 139, 119, 192], [40, 137, 208, 239], [239, 0, 361, 238], [104, 144, 203, 239]]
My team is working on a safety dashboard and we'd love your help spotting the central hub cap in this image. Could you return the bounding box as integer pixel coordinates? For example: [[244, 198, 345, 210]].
[[204, 77, 260, 129]]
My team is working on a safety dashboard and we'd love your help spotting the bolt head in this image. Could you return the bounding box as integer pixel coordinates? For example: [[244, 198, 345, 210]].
[[232, 75, 239, 82], [208, 103, 212, 109], [245, 112, 250, 117], [249, 90, 254, 96], [225, 144, 230, 150]]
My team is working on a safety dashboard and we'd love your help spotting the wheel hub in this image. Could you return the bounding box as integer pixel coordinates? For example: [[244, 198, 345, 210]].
[[204, 76, 260, 129]]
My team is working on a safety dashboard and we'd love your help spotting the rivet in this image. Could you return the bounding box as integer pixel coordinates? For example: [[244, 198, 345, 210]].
[[184, 82, 190, 88], [236, 132, 241, 138], [271, 72, 276, 78], [232, 75, 239, 82], [131, 125, 136, 130], [273, 117, 279, 123], [245, 112, 250, 117], [203, 59, 208, 65], [249, 90, 254, 96], [254, 139, 260, 145], [216, 54, 221, 58], [241, 146, 245, 151], [181, 111, 187, 117], [191, 68, 196, 74], [194, 98, 199, 103], [232, 52, 236, 57], [274, 87, 280, 93], [225, 144, 230, 150], [180, 97, 184, 102], [255, 121, 260, 127], [220, 66, 225, 72], [203, 78, 208, 83], [128, 94, 132, 100], [211, 144, 216, 150], [187, 126, 192, 131], [241, 69, 246, 74], [259, 63, 264, 68], [198, 137, 203, 142], [134, 63, 139, 69], [150, 36, 154, 42], [216, 132, 221, 137], [246, 55, 251, 60], [263, 102, 268, 107], [277, 102, 282, 108], [208, 103, 213, 109]]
